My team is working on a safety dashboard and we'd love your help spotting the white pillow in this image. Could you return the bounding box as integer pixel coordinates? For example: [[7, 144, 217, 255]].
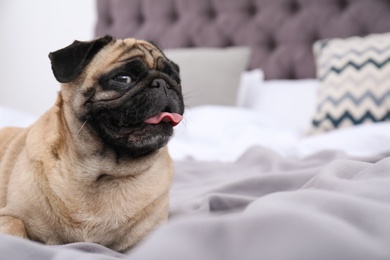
[[240, 79, 319, 134], [236, 69, 264, 107], [164, 47, 251, 107]]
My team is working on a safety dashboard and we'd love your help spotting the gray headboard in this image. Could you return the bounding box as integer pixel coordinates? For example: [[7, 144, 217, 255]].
[[95, 0, 390, 79]]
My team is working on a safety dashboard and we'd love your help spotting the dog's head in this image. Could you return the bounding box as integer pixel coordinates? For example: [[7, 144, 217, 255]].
[[49, 36, 184, 158]]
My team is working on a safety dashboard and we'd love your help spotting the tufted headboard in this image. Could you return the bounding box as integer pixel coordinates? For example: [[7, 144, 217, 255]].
[[95, 0, 390, 79]]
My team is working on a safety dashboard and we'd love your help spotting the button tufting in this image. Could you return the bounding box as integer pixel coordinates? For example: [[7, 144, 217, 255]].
[[96, 0, 390, 79], [338, 0, 349, 10], [289, 0, 300, 13], [311, 33, 320, 43], [207, 8, 217, 20], [267, 38, 277, 50], [223, 37, 234, 48], [247, 5, 258, 17], [170, 11, 179, 23], [136, 14, 144, 25]]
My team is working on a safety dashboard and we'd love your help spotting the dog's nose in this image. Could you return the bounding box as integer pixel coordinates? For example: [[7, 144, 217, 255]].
[[150, 78, 168, 89]]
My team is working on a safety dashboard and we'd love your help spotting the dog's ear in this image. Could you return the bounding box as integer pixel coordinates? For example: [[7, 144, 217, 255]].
[[49, 35, 114, 83]]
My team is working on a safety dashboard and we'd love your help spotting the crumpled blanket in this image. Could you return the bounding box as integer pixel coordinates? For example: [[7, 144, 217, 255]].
[[0, 146, 389, 260]]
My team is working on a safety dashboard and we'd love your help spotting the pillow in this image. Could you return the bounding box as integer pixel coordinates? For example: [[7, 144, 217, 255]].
[[245, 79, 319, 134], [236, 69, 264, 107], [310, 33, 390, 134], [164, 47, 251, 107]]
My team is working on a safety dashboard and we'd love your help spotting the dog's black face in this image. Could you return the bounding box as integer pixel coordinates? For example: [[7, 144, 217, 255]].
[[91, 57, 184, 157], [49, 36, 184, 158]]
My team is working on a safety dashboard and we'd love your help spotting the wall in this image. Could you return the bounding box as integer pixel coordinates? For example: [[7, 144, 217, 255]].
[[0, 0, 96, 116]]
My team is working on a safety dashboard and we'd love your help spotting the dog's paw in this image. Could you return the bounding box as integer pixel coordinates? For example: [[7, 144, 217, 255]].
[[0, 216, 28, 238]]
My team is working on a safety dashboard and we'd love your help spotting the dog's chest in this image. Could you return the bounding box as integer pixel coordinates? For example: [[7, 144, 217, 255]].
[[32, 152, 172, 250], [38, 185, 138, 249], [58, 188, 167, 251]]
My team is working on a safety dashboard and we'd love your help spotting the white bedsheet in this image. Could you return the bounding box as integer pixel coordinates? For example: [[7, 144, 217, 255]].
[[0, 106, 37, 128], [169, 105, 390, 161], [1, 104, 389, 162]]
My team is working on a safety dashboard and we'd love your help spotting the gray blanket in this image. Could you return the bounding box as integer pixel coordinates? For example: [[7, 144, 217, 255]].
[[1, 146, 390, 260]]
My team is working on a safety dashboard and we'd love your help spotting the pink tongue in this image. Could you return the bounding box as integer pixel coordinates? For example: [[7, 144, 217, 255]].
[[144, 112, 183, 126]]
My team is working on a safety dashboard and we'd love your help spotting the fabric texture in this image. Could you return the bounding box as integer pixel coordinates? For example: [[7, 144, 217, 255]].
[[310, 33, 390, 133], [95, 0, 390, 79], [164, 47, 250, 107], [0, 147, 390, 259]]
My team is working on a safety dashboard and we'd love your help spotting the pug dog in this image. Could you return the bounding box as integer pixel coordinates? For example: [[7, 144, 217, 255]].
[[0, 35, 184, 252]]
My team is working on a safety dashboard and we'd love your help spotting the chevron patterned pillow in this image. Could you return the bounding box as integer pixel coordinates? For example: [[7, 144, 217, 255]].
[[310, 33, 390, 134]]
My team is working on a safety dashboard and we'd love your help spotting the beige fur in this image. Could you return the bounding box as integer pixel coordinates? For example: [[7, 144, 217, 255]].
[[0, 37, 180, 252]]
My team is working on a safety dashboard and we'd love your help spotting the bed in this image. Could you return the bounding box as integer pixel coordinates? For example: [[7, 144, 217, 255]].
[[1, 0, 390, 259]]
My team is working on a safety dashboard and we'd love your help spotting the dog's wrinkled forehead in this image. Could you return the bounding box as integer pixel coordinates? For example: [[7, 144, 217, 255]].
[[97, 38, 165, 70], [124, 39, 164, 69]]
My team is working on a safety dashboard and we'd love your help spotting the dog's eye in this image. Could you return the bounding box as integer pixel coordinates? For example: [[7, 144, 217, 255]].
[[112, 75, 132, 84]]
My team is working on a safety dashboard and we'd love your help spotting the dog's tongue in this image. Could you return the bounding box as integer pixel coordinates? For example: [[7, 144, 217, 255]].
[[144, 112, 183, 126]]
